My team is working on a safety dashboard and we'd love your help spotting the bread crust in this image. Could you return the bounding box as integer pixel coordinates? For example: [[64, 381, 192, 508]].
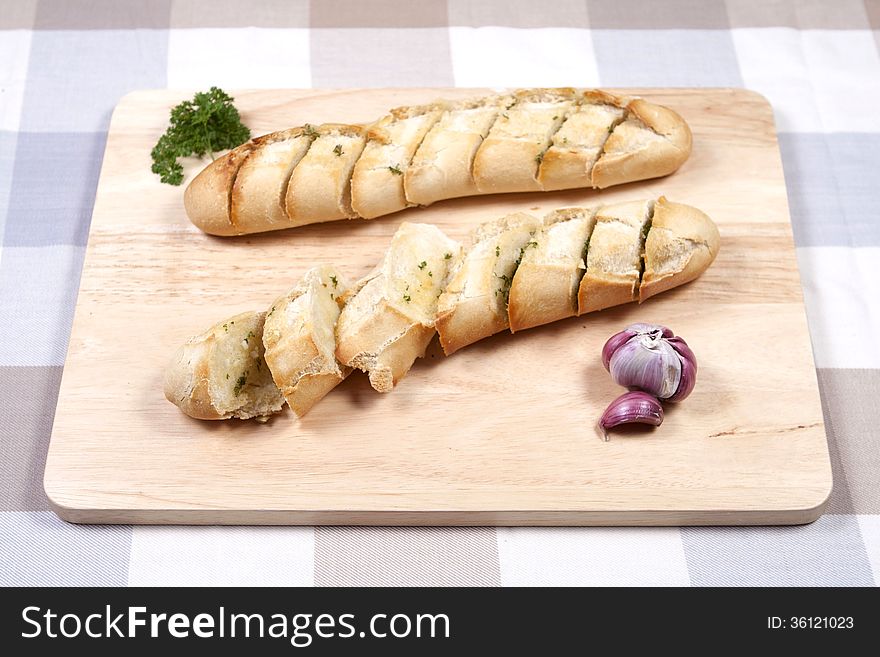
[[183, 142, 254, 236], [351, 104, 444, 219], [285, 124, 367, 226], [405, 96, 509, 206], [230, 128, 312, 234], [263, 265, 350, 417], [184, 90, 693, 236], [335, 222, 460, 392], [164, 311, 284, 420], [164, 332, 222, 420], [508, 207, 597, 331], [639, 196, 720, 302], [537, 92, 626, 192], [472, 89, 577, 195], [436, 212, 541, 354], [577, 199, 653, 314], [591, 100, 692, 189]]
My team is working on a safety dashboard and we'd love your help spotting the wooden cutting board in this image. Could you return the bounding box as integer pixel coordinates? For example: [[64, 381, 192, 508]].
[[43, 88, 831, 525]]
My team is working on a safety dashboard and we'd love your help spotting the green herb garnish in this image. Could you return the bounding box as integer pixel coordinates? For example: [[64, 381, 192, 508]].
[[303, 124, 319, 139], [388, 164, 403, 175], [418, 261, 427, 270], [330, 275, 338, 287], [150, 87, 251, 186], [233, 372, 247, 396], [333, 144, 343, 156], [403, 294, 411, 303], [495, 246, 501, 257], [444, 252, 452, 260]]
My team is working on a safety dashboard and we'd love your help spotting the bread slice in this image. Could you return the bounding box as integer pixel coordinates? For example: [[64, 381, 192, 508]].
[[230, 128, 313, 234], [640, 196, 721, 302], [537, 90, 627, 191], [351, 104, 444, 219], [183, 142, 254, 236], [591, 99, 692, 189], [577, 199, 654, 314], [335, 222, 461, 392], [473, 88, 577, 194], [404, 95, 511, 206], [164, 311, 284, 420], [436, 212, 542, 354], [263, 265, 351, 417], [285, 124, 367, 226], [508, 207, 598, 332]]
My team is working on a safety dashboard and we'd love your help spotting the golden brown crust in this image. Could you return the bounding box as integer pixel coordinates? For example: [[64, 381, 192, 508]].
[[184, 90, 694, 236], [351, 105, 443, 219], [508, 208, 596, 332], [287, 371, 350, 417], [163, 333, 226, 420], [577, 200, 652, 314], [639, 196, 720, 302], [164, 311, 284, 420], [285, 123, 367, 227], [230, 128, 311, 234], [472, 89, 577, 195], [590, 100, 692, 189], [183, 143, 254, 236]]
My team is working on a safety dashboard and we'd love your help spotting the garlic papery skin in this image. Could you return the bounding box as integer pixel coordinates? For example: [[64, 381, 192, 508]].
[[602, 323, 697, 402]]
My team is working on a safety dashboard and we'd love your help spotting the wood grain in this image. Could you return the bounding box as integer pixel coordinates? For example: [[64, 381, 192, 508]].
[[43, 88, 832, 525]]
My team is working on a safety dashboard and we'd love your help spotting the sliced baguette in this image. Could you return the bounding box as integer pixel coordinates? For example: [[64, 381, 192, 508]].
[[405, 95, 512, 206], [351, 104, 444, 219], [577, 199, 654, 314], [436, 212, 542, 355], [164, 311, 284, 420], [335, 222, 461, 392], [537, 90, 627, 191], [285, 123, 367, 226], [508, 207, 598, 331], [185, 89, 693, 236], [230, 128, 313, 234], [263, 265, 351, 417], [472, 88, 577, 194], [639, 196, 721, 302], [184, 142, 255, 236], [590, 99, 692, 189]]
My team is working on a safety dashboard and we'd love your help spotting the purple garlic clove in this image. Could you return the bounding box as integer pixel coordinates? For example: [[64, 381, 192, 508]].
[[602, 329, 636, 371], [598, 391, 664, 441], [666, 336, 698, 402]]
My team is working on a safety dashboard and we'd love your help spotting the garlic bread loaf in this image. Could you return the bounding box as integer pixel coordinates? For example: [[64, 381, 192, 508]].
[[436, 212, 542, 355], [184, 89, 692, 236], [335, 222, 461, 392], [164, 311, 284, 420], [508, 207, 598, 332], [166, 197, 719, 419], [263, 265, 351, 417]]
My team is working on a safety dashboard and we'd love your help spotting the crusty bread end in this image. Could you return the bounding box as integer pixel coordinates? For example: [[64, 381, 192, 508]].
[[639, 196, 720, 302], [164, 311, 284, 420], [183, 143, 254, 237]]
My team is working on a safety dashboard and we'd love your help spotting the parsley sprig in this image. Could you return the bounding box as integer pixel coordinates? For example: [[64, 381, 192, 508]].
[[151, 87, 251, 186]]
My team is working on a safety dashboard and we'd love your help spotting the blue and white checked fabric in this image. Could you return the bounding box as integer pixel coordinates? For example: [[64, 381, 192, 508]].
[[1, 0, 879, 586]]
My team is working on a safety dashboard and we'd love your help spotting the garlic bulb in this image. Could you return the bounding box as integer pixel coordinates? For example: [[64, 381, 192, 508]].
[[598, 391, 664, 441], [601, 323, 697, 402]]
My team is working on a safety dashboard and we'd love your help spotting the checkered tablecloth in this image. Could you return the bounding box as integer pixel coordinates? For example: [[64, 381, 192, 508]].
[[1, 0, 879, 587]]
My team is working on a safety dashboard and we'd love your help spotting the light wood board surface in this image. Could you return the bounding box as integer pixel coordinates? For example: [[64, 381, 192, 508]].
[[44, 88, 832, 525]]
